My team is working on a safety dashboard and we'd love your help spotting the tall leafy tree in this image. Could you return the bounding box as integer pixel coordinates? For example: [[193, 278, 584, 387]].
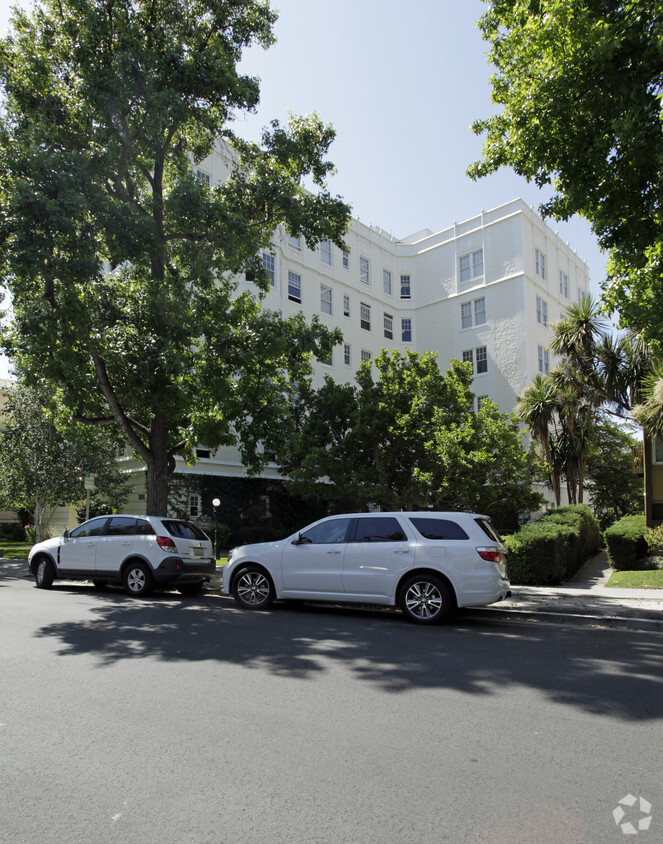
[[0, 382, 130, 541], [469, 0, 663, 350], [0, 0, 350, 515]]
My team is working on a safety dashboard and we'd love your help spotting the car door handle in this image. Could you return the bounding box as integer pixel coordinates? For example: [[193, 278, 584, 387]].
[[326, 549, 342, 554], [394, 549, 411, 554]]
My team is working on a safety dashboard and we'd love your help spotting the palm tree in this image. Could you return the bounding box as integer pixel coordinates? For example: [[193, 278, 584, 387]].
[[517, 374, 561, 505], [632, 363, 663, 437]]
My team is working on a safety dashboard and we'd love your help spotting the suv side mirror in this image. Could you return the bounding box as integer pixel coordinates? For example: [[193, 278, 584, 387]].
[[62, 529, 70, 539]]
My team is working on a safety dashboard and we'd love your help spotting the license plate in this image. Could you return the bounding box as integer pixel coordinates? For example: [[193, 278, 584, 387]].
[[191, 547, 204, 557]]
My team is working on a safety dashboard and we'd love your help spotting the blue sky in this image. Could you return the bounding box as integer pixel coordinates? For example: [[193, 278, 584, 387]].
[[0, 0, 607, 378]]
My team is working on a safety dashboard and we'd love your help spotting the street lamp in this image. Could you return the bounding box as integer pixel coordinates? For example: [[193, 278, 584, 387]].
[[212, 498, 220, 559]]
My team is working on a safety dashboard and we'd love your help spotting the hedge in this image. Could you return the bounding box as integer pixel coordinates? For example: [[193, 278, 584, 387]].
[[603, 515, 648, 570], [504, 504, 601, 585]]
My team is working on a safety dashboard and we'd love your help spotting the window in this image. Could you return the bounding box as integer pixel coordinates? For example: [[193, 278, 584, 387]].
[[462, 349, 474, 368], [189, 494, 200, 519], [383, 268, 392, 295], [476, 395, 489, 410], [384, 313, 393, 340], [538, 345, 549, 373], [535, 248, 546, 280], [321, 351, 333, 366], [361, 349, 372, 362], [344, 343, 351, 366], [559, 270, 569, 298], [401, 318, 412, 342], [654, 437, 663, 465], [459, 249, 483, 282], [400, 274, 411, 299], [360, 302, 371, 331], [536, 296, 548, 327], [351, 516, 407, 543], [476, 346, 488, 374], [410, 518, 469, 541], [262, 253, 275, 286], [360, 256, 370, 285], [461, 297, 486, 328], [195, 169, 210, 186], [320, 284, 332, 315], [70, 517, 108, 538], [196, 448, 211, 459], [288, 271, 302, 303], [106, 517, 137, 536], [288, 234, 301, 250], [320, 239, 332, 266], [342, 249, 349, 269], [343, 294, 351, 317], [299, 517, 352, 545]]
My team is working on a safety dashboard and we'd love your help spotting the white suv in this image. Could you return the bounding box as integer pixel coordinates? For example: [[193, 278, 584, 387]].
[[28, 515, 215, 597], [222, 511, 509, 624]]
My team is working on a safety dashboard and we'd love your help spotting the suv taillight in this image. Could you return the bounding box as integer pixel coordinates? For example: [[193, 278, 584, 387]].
[[157, 536, 177, 553], [477, 547, 503, 563]]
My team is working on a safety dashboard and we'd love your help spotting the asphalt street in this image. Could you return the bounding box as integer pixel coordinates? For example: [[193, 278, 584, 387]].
[[2, 571, 662, 843]]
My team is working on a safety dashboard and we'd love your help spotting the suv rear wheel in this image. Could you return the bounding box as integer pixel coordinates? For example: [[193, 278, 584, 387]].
[[399, 574, 453, 624], [123, 561, 154, 598]]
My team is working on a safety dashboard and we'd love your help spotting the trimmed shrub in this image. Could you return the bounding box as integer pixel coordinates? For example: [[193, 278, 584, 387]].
[[539, 504, 601, 578], [504, 522, 575, 585], [645, 524, 663, 557], [604, 515, 648, 570]]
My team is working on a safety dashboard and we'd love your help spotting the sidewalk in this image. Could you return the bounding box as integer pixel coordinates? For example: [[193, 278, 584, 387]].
[[465, 550, 663, 632]]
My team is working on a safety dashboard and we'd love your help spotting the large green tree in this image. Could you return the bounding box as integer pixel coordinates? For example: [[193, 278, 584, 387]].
[[0, 382, 130, 541], [0, 0, 350, 515], [469, 0, 663, 351], [280, 350, 543, 528]]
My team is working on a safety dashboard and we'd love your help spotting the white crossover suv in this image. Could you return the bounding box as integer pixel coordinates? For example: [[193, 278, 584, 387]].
[[222, 511, 509, 624], [28, 515, 215, 597]]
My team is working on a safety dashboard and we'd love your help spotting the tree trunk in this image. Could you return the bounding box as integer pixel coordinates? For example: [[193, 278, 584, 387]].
[[145, 410, 171, 516]]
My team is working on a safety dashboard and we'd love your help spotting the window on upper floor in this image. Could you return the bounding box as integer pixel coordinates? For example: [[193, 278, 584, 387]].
[[360, 302, 371, 331], [383, 313, 393, 340], [195, 169, 210, 186], [360, 256, 370, 285], [343, 294, 351, 317], [459, 249, 483, 283], [538, 345, 550, 374], [344, 343, 351, 366], [461, 297, 486, 328], [288, 234, 301, 250], [320, 239, 332, 266], [320, 284, 332, 315], [361, 349, 372, 363], [476, 345, 488, 374], [536, 295, 548, 327], [288, 271, 302, 303], [653, 437, 663, 465], [342, 249, 350, 269], [401, 318, 412, 342], [400, 274, 411, 299], [321, 351, 333, 366], [559, 270, 569, 298], [476, 395, 489, 411], [462, 349, 474, 368], [383, 269, 392, 296], [262, 253, 275, 286], [535, 248, 546, 280]]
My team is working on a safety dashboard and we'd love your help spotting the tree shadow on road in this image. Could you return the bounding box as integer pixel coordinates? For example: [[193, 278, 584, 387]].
[[32, 585, 663, 722]]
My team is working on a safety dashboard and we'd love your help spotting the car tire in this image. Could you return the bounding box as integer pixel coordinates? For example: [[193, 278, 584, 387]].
[[178, 581, 205, 596], [122, 562, 154, 598], [399, 574, 453, 624], [232, 566, 275, 610], [35, 557, 55, 589]]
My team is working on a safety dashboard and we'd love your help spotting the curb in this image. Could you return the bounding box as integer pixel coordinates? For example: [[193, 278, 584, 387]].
[[462, 606, 663, 633]]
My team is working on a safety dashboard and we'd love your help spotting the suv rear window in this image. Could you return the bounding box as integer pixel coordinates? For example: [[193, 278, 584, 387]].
[[409, 517, 469, 540], [351, 517, 407, 543], [475, 518, 503, 544], [162, 520, 209, 540]]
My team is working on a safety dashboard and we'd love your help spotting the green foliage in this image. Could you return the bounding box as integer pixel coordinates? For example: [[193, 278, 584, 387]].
[[603, 514, 648, 570], [584, 417, 644, 527], [0, 0, 350, 515], [504, 504, 601, 584], [280, 349, 543, 528], [645, 524, 663, 557], [470, 1, 663, 350], [0, 382, 131, 541]]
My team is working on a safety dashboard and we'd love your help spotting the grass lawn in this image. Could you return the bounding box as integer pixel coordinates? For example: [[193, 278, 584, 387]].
[[606, 569, 663, 589], [0, 541, 32, 559]]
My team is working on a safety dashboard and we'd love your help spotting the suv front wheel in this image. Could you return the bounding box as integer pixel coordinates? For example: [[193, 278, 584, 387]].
[[399, 574, 453, 624]]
